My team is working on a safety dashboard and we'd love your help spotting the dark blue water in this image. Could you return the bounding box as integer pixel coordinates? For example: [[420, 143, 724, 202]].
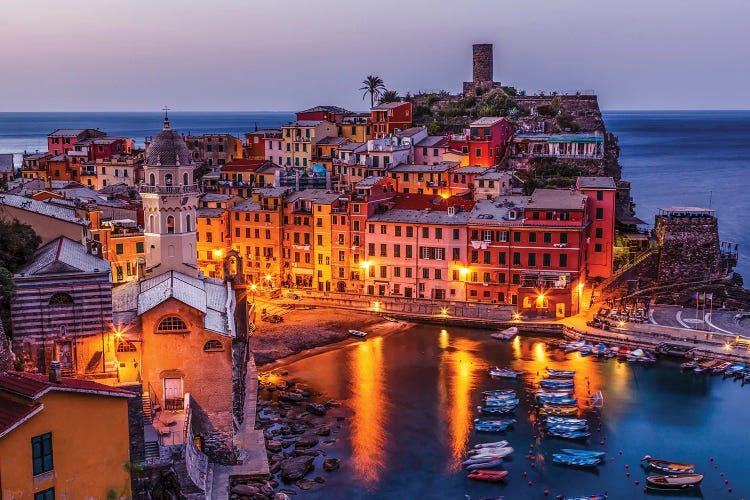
[[273, 326, 750, 499], [0, 111, 746, 276]]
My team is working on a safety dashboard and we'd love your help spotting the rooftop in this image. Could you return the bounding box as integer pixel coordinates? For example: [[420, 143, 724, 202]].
[[577, 176, 616, 189], [286, 189, 342, 205], [338, 141, 366, 152], [389, 161, 458, 173], [470, 117, 505, 127], [196, 208, 226, 218], [476, 170, 513, 180], [355, 176, 386, 187], [0, 193, 89, 226], [48, 128, 102, 138], [527, 188, 587, 211], [283, 120, 325, 128], [229, 199, 261, 212], [394, 127, 426, 138], [315, 136, 350, 146], [252, 186, 290, 198], [220, 159, 266, 172], [415, 136, 449, 148], [368, 207, 471, 225], [0, 154, 13, 172], [452, 166, 489, 174], [298, 105, 351, 115], [0, 371, 135, 400], [372, 101, 409, 111], [513, 132, 604, 143], [16, 237, 110, 278]]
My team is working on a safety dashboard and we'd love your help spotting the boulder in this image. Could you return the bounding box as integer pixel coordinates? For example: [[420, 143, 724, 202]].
[[314, 476, 326, 484], [295, 479, 316, 490], [280, 455, 315, 483], [258, 484, 274, 497], [278, 489, 297, 496], [323, 458, 340, 472], [306, 403, 327, 416], [273, 494, 291, 500], [295, 435, 319, 448], [231, 484, 259, 496], [290, 422, 306, 435], [315, 425, 331, 437], [269, 461, 281, 474], [266, 440, 282, 453]]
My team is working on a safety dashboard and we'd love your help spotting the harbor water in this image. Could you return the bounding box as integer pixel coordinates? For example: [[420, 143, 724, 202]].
[[269, 324, 750, 499]]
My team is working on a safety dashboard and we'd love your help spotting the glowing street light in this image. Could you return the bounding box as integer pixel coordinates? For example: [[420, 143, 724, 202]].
[[577, 282, 585, 314], [213, 248, 223, 259], [724, 343, 733, 351], [440, 307, 448, 317], [512, 312, 522, 322], [373, 301, 380, 312]]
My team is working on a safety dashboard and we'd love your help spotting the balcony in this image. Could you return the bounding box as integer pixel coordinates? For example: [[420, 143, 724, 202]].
[[139, 184, 200, 194], [111, 230, 144, 238], [294, 136, 311, 143], [426, 181, 447, 188]]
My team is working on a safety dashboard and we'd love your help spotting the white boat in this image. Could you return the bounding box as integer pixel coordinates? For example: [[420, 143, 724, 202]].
[[473, 440, 509, 449], [348, 329, 368, 338], [491, 326, 519, 340], [467, 447, 514, 460]]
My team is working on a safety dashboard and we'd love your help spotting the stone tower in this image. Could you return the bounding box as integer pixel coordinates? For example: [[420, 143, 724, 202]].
[[473, 43, 494, 84], [141, 115, 199, 277]]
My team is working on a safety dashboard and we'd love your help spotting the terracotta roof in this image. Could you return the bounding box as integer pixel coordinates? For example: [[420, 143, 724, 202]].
[[220, 159, 265, 172], [392, 193, 475, 212], [0, 396, 43, 439], [0, 371, 135, 399]]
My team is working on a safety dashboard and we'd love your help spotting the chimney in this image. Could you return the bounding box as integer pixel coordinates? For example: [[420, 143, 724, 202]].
[[49, 360, 62, 384]]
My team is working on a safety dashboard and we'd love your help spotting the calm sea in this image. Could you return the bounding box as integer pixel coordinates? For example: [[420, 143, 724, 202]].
[[0, 110, 747, 277]]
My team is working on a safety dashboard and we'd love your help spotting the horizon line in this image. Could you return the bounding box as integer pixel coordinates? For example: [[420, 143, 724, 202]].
[[2, 108, 750, 114]]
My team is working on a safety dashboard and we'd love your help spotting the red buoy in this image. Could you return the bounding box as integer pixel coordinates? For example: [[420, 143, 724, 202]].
[[528, 480, 533, 486], [544, 490, 549, 496], [635, 480, 639, 485], [626, 472, 630, 477]]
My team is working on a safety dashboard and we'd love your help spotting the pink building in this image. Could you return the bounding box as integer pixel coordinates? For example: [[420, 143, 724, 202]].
[[413, 136, 449, 165]]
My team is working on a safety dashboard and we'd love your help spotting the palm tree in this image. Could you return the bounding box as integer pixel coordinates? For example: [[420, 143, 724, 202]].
[[378, 90, 400, 104], [360, 75, 386, 108]]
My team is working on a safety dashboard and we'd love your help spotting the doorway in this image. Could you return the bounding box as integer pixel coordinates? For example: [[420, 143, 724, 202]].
[[164, 378, 184, 410]]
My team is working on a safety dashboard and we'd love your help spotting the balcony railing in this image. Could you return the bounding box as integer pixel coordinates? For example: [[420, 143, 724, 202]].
[[426, 181, 447, 188], [139, 184, 200, 194], [294, 136, 311, 143]]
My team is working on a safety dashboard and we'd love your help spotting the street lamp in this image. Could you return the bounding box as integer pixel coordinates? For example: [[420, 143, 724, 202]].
[[250, 283, 257, 303], [577, 282, 584, 314]]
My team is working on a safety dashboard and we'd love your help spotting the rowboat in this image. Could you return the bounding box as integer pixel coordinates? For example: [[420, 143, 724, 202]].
[[489, 367, 523, 379], [544, 423, 588, 432], [545, 417, 587, 426], [592, 344, 609, 356], [472, 440, 509, 449], [474, 418, 516, 427], [466, 447, 514, 460], [579, 345, 593, 356], [480, 405, 517, 414], [724, 363, 745, 375], [640, 456, 695, 474], [468, 446, 513, 457], [475, 422, 509, 432], [552, 453, 601, 467], [559, 495, 607, 500], [348, 329, 368, 338], [680, 360, 698, 370], [467, 469, 509, 482], [539, 406, 578, 417], [483, 390, 516, 397], [540, 379, 574, 389], [694, 359, 718, 373], [538, 397, 578, 405], [547, 429, 591, 439], [491, 326, 518, 340], [466, 458, 505, 470], [561, 449, 606, 458], [712, 361, 732, 374], [485, 398, 519, 407], [535, 389, 574, 398], [646, 473, 703, 490], [546, 368, 576, 378]]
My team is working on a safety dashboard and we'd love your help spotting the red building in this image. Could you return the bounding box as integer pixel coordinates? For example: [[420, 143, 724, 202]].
[[371, 102, 413, 139], [296, 105, 351, 124], [244, 129, 281, 160], [76, 137, 133, 161], [47, 129, 106, 157], [577, 177, 617, 279], [448, 117, 513, 167]]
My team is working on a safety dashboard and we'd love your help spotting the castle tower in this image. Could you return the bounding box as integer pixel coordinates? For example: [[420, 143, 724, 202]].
[[140, 115, 199, 277], [472, 43, 494, 84]]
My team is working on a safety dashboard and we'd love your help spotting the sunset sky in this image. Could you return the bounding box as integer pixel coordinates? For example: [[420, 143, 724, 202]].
[[1, 0, 748, 111]]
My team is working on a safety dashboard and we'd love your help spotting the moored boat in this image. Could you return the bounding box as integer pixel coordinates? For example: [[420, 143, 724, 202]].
[[646, 473, 703, 490], [485, 398, 520, 406], [466, 458, 505, 470], [545, 416, 587, 426], [480, 405, 517, 414], [724, 363, 745, 376], [641, 456, 695, 474], [545, 423, 588, 432], [466, 447, 514, 460], [474, 418, 516, 427], [557, 495, 607, 500], [538, 396, 578, 405], [712, 361, 732, 374], [680, 360, 698, 370], [536, 389, 574, 398], [491, 326, 519, 340], [547, 429, 591, 440], [467, 469, 509, 482], [483, 390, 516, 397], [561, 449, 606, 458], [473, 440, 509, 449], [489, 367, 523, 379], [540, 379, 575, 389], [546, 367, 576, 378], [552, 453, 601, 467], [539, 406, 578, 417], [475, 422, 509, 432], [348, 329, 368, 338]]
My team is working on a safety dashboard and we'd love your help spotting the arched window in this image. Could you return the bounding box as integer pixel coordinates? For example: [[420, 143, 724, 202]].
[[165, 174, 173, 186], [183, 172, 189, 185], [156, 316, 188, 333], [203, 340, 223, 352], [49, 292, 74, 306], [167, 215, 175, 234], [149, 214, 156, 232], [185, 214, 191, 232], [149, 173, 156, 186], [116, 341, 137, 352]]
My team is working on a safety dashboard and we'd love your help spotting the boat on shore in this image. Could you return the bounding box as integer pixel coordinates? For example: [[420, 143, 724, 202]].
[[467, 469, 509, 482], [552, 453, 601, 467], [382, 315, 399, 323], [348, 329, 368, 338], [646, 473, 703, 490], [491, 326, 518, 340], [641, 456, 696, 474]]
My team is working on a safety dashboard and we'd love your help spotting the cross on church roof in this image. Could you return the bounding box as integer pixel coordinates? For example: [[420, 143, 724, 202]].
[[162, 106, 171, 130]]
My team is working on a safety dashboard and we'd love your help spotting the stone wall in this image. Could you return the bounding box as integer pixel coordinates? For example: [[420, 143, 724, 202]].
[[0, 322, 13, 371], [655, 213, 722, 283], [472, 44, 494, 84]]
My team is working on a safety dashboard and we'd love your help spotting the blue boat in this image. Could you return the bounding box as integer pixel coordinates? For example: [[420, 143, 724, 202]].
[[546, 423, 588, 432], [552, 453, 601, 467], [474, 422, 509, 432], [579, 346, 593, 356], [545, 416, 587, 426], [485, 398, 520, 406], [547, 429, 591, 440], [538, 396, 578, 405], [489, 367, 522, 379], [480, 405, 517, 414], [561, 449, 606, 458], [540, 379, 574, 389], [475, 418, 516, 427], [560, 494, 607, 500], [483, 390, 516, 397], [725, 363, 745, 375], [546, 368, 576, 378]]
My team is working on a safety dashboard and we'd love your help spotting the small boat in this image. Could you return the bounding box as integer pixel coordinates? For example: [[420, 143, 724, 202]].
[[485, 398, 520, 407], [552, 453, 601, 467], [348, 329, 368, 338], [641, 456, 695, 474], [680, 360, 698, 370], [489, 367, 523, 379], [547, 429, 591, 440], [382, 315, 399, 323], [559, 495, 607, 500], [561, 449, 606, 458], [544, 423, 588, 432], [724, 363, 745, 375], [483, 390, 516, 397], [540, 379, 574, 389], [712, 361, 732, 374], [546, 368, 576, 378], [592, 344, 609, 356], [467, 447, 514, 460], [539, 406, 578, 417], [491, 326, 519, 340], [579, 346, 593, 356], [472, 440, 509, 449], [474, 418, 516, 427], [545, 417, 587, 426], [480, 405, 517, 414], [646, 473, 703, 490], [536, 389, 574, 398], [467, 469, 509, 482], [475, 422, 509, 432], [694, 359, 718, 373], [466, 458, 505, 470], [538, 397, 578, 405]]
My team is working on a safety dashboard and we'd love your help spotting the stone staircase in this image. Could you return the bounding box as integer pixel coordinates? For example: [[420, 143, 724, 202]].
[[142, 392, 153, 424], [143, 441, 160, 461]]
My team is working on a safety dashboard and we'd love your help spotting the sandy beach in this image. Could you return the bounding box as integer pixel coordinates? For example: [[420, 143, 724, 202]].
[[250, 304, 410, 366]]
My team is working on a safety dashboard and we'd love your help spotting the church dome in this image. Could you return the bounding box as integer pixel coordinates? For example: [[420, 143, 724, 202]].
[[145, 118, 191, 166]]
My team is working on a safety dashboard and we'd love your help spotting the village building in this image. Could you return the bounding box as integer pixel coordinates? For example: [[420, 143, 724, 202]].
[[339, 113, 372, 142], [414, 135, 449, 165], [0, 153, 14, 184], [244, 128, 281, 160], [371, 101, 412, 139], [0, 193, 90, 244], [0, 370, 134, 499], [182, 133, 243, 169], [21, 152, 51, 180], [389, 161, 457, 197], [281, 120, 337, 169], [296, 105, 351, 124], [47, 128, 107, 157], [448, 117, 514, 167]]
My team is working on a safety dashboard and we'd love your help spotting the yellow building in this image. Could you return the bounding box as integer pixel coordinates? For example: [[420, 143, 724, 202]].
[[339, 114, 371, 142], [0, 370, 134, 499], [281, 120, 337, 169]]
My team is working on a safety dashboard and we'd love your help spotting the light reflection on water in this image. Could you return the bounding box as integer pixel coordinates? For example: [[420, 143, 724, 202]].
[[348, 336, 387, 486]]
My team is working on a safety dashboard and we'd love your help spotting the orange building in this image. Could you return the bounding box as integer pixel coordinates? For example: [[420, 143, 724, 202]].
[[0, 370, 134, 499], [371, 102, 412, 139]]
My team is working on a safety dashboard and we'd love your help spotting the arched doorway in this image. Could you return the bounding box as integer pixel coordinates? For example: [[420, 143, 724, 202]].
[[337, 281, 347, 293]]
